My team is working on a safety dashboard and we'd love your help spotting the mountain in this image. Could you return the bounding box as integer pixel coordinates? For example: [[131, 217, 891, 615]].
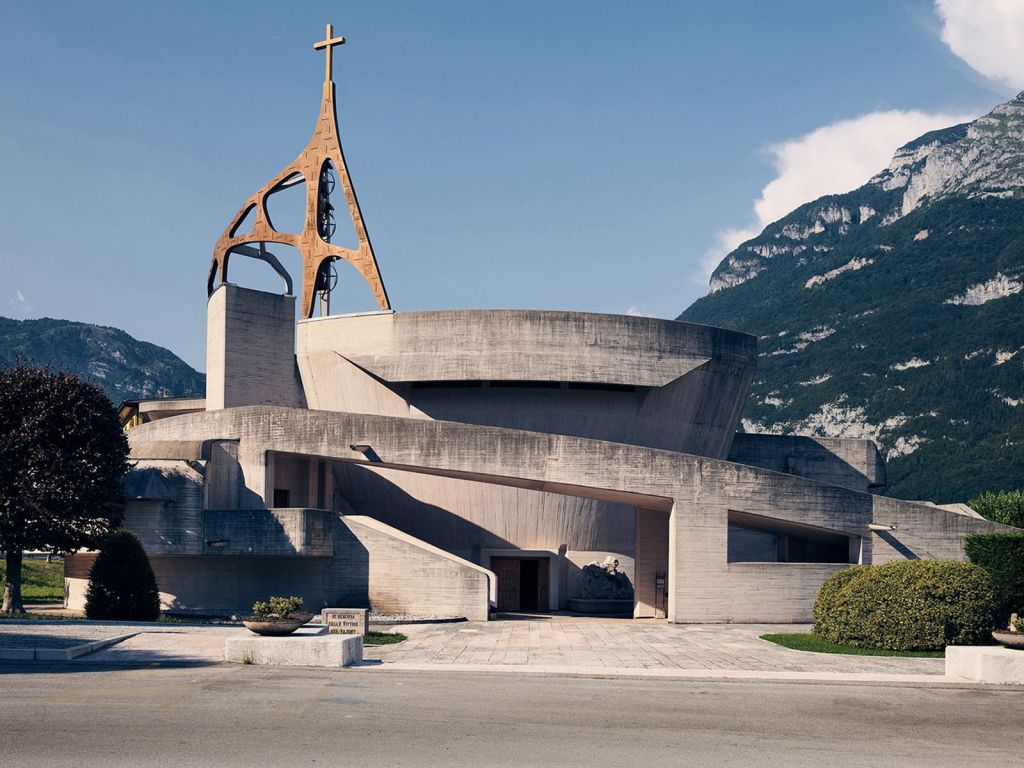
[[0, 316, 205, 405], [680, 93, 1024, 503]]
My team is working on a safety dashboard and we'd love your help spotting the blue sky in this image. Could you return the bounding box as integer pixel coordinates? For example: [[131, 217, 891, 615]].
[[1, 1, 1021, 370]]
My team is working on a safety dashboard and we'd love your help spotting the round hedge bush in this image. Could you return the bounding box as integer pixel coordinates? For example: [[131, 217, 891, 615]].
[[812, 560, 995, 651], [85, 530, 161, 621]]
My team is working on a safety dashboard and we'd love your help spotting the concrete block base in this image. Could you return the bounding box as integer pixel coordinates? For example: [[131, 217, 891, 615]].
[[946, 646, 1024, 684], [224, 626, 363, 668]]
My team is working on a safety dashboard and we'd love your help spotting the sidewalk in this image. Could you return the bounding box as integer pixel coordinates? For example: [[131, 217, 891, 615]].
[[0, 615, 967, 685]]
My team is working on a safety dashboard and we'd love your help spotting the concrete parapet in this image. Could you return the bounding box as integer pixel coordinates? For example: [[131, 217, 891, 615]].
[[337, 515, 495, 621], [224, 626, 362, 667], [728, 433, 886, 492], [203, 508, 335, 556], [946, 646, 1024, 684], [296, 309, 757, 458]]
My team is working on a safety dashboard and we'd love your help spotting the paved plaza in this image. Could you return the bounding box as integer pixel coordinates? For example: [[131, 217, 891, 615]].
[[1, 616, 945, 680], [371, 616, 944, 678]]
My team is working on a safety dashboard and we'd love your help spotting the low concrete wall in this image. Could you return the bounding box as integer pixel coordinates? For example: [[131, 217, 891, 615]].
[[67, 509, 493, 620], [224, 626, 362, 668], [332, 515, 494, 621], [202, 508, 334, 557], [947, 646, 1024, 684], [65, 553, 333, 615]]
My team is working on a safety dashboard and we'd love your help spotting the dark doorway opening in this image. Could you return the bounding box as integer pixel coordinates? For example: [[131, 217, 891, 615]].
[[519, 560, 539, 612], [493, 557, 549, 612]]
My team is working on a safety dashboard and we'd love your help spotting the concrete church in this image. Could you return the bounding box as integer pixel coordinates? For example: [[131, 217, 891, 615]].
[[66, 27, 1009, 623]]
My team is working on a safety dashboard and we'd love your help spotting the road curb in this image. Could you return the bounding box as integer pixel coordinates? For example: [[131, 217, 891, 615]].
[[351, 661, 1005, 688]]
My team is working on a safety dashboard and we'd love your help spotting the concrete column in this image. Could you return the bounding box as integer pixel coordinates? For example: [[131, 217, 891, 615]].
[[634, 507, 670, 619], [204, 441, 241, 509], [233, 445, 272, 509], [206, 284, 307, 410]]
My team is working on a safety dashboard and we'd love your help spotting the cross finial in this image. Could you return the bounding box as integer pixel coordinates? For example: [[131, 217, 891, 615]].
[[313, 23, 346, 83]]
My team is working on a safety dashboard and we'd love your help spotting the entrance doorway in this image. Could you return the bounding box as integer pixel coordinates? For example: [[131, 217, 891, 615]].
[[492, 557, 549, 612]]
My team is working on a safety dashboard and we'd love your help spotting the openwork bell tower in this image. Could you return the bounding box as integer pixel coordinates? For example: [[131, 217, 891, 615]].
[[207, 24, 390, 319]]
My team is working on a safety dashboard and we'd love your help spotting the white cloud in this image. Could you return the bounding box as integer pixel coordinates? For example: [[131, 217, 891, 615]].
[[935, 0, 1024, 90], [695, 109, 973, 288], [624, 306, 656, 318], [6, 290, 33, 315], [753, 110, 973, 225]]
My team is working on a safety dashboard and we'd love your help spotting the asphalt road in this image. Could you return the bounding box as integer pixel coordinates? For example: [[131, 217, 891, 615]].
[[0, 664, 1021, 767]]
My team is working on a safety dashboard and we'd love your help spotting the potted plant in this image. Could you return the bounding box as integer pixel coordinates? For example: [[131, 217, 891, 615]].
[[992, 614, 1024, 650], [242, 596, 314, 636]]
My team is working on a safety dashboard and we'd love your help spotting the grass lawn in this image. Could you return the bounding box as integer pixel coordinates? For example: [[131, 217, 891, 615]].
[[0, 559, 64, 602], [760, 633, 944, 658], [363, 631, 407, 646]]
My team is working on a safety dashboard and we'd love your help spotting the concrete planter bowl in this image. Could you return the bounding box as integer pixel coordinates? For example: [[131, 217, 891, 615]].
[[243, 612, 315, 636], [992, 631, 1024, 650]]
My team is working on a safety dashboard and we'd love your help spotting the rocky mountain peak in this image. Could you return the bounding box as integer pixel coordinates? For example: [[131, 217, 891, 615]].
[[683, 92, 1024, 502], [708, 94, 1024, 295]]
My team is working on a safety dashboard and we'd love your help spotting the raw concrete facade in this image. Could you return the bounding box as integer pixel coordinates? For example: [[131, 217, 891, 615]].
[[65, 36, 1014, 622], [65, 286, 1013, 622]]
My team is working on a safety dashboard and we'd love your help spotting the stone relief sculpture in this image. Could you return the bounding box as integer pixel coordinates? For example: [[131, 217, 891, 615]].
[[581, 556, 634, 600]]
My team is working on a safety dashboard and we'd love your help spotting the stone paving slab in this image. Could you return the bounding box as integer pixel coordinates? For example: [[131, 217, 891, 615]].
[[0, 622, 238, 665], [367, 618, 945, 676], [82, 627, 236, 666], [0, 626, 131, 649], [0, 625, 142, 662]]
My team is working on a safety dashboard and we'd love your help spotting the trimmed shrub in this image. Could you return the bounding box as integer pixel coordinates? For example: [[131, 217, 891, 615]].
[[812, 560, 995, 651], [812, 565, 868, 627], [968, 490, 1024, 529], [964, 532, 1024, 621], [251, 596, 304, 620], [85, 530, 160, 621]]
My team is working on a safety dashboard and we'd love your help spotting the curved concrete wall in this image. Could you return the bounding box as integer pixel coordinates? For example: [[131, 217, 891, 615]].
[[128, 406, 1017, 622], [296, 310, 756, 458], [333, 463, 634, 558]]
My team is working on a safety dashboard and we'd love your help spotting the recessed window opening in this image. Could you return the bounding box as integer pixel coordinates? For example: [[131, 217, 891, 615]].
[[727, 510, 857, 564]]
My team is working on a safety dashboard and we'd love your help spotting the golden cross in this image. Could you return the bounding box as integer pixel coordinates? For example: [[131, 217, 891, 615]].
[[313, 23, 346, 83]]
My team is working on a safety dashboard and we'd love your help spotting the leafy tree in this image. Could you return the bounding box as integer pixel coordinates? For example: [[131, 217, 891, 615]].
[[0, 362, 128, 612], [85, 530, 160, 621], [969, 490, 1024, 529]]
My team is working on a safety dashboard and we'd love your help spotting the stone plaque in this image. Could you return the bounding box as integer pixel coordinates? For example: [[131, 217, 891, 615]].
[[322, 608, 368, 635]]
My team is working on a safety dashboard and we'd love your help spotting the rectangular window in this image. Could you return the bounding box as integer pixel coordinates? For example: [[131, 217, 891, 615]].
[[727, 510, 858, 564]]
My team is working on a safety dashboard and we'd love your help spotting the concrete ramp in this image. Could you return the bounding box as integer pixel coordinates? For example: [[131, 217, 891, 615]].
[[335, 515, 495, 621]]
